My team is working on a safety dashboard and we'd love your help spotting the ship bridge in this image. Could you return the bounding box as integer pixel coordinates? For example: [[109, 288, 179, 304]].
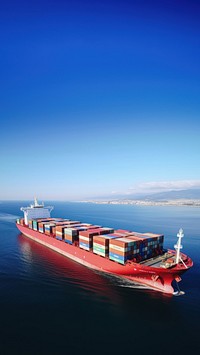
[[21, 198, 54, 225]]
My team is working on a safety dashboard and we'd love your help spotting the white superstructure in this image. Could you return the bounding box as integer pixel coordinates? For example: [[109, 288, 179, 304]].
[[21, 198, 54, 225]]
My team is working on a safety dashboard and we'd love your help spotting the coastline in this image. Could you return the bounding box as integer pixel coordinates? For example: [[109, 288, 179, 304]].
[[80, 199, 200, 207]]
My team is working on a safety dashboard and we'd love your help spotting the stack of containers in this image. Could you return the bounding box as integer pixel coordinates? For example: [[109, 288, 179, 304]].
[[43, 220, 65, 235], [64, 228, 78, 244], [32, 218, 52, 231], [56, 225, 67, 241], [52, 225, 64, 235], [17, 218, 24, 225], [51, 221, 69, 235], [55, 221, 81, 240], [38, 221, 50, 233], [38, 219, 59, 233], [44, 223, 56, 235], [32, 219, 41, 231], [32, 220, 38, 230], [93, 235, 118, 257], [121, 233, 148, 262], [28, 220, 33, 229], [141, 233, 164, 258], [64, 225, 88, 244], [124, 236, 143, 262], [63, 224, 112, 245], [109, 237, 140, 264], [128, 232, 164, 260], [79, 228, 102, 251], [53, 220, 80, 229], [132, 234, 151, 260]]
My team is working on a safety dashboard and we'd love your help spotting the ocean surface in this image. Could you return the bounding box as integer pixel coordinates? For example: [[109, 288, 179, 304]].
[[0, 201, 200, 355]]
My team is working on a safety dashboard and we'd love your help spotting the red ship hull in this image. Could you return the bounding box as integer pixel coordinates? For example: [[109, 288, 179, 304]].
[[16, 224, 193, 295]]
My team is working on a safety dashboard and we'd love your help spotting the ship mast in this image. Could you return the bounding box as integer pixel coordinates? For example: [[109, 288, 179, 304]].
[[30, 197, 44, 208], [34, 197, 39, 207], [174, 229, 187, 268]]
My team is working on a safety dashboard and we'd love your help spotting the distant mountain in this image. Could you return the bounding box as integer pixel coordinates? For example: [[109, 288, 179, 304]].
[[142, 189, 200, 201], [90, 189, 200, 201]]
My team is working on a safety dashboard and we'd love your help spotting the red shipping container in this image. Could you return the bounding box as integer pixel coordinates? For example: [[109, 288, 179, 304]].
[[115, 229, 132, 234], [93, 235, 109, 247]]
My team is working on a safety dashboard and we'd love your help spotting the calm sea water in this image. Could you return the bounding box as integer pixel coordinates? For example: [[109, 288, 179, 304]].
[[0, 201, 200, 355]]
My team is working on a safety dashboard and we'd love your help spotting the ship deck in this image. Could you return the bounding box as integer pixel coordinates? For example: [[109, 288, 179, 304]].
[[139, 251, 176, 268]]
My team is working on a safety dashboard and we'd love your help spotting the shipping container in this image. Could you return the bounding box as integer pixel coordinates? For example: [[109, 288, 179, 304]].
[[100, 227, 115, 234], [38, 221, 50, 233], [64, 231, 79, 244], [92, 235, 111, 257], [32, 218, 52, 231], [126, 234, 164, 260], [44, 223, 56, 235], [28, 220, 33, 229], [79, 241, 92, 251], [55, 225, 71, 240], [115, 229, 132, 235], [109, 237, 141, 264], [20, 218, 25, 225]]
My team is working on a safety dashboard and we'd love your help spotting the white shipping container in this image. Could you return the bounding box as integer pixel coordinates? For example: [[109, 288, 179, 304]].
[[109, 244, 130, 252], [79, 235, 93, 242]]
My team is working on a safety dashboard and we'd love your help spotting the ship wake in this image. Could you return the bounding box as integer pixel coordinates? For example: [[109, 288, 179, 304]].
[[0, 213, 20, 223]]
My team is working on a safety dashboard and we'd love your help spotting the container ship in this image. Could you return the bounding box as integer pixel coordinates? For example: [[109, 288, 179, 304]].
[[16, 199, 193, 295]]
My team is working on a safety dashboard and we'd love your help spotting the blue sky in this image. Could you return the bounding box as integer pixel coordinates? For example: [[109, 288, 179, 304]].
[[0, 0, 200, 200]]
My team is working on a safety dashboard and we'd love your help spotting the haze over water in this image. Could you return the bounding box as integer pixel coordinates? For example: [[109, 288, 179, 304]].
[[0, 201, 199, 355]]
